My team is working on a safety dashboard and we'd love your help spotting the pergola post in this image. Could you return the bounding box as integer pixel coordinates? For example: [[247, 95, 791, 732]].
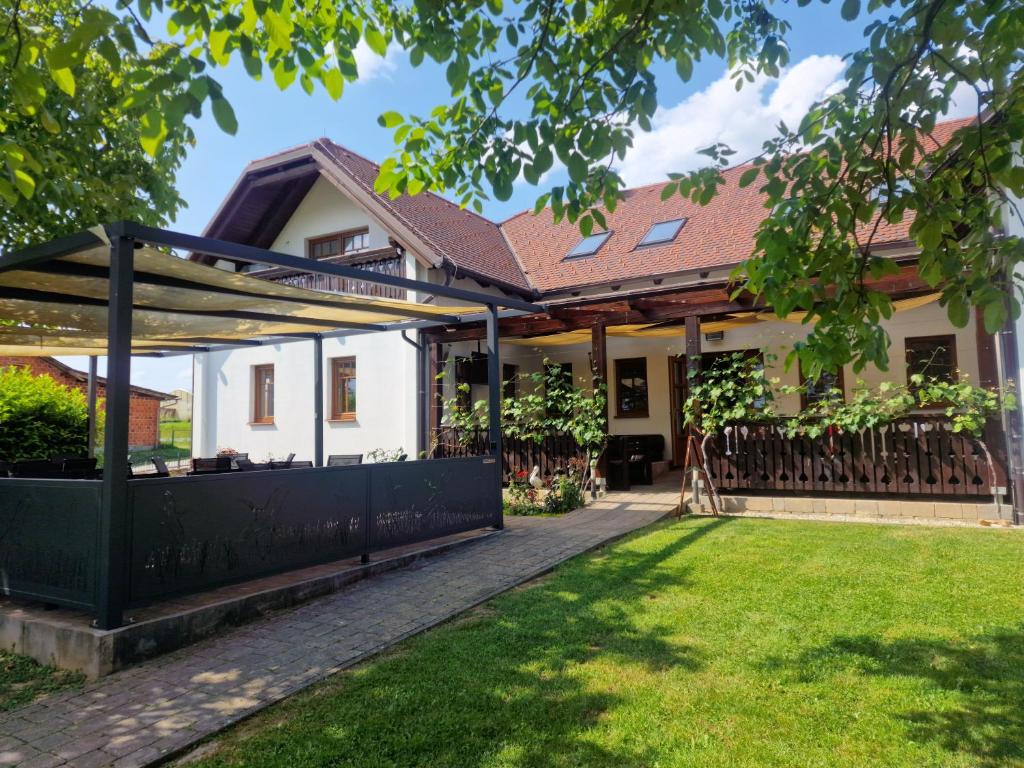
[[313, 335, 324, 467], [591, 323, 608, 497], [86, 356, 98, 458], [96, 234, 134, 630], [486, 304, 503, 529], [684, 315, 702, 506]]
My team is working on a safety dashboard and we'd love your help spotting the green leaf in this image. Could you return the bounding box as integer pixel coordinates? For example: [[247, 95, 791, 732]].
[[738, 167, 760, 188], [841, 0, 860, 20], [211, 95, 238, 135], [323, 68, 344, 100], [50, 68, 75, 98], [378, 111, 404, 128], [364, 27, 388, 58], [12, 169, 35, 199], [567, 153, 588, 184]]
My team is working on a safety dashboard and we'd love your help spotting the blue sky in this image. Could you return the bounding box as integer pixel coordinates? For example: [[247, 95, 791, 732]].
[[60, 4, 968, 393]]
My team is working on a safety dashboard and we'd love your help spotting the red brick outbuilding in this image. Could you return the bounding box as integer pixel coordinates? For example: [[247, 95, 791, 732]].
[[0, 356, 173, 449]]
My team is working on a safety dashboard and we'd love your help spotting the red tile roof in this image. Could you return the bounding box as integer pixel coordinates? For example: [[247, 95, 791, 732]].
[[500, 116, 976, 294], [202, 117, 974, 298], [314, 140, 532, 292]]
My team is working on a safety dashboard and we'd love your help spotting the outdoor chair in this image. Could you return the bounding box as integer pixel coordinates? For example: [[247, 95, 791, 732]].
[[218, 451, 248, 469], [12, 459, 62, 478], [327, 454, 362, 466], [150, 457, 171, 478], [60, 457, 98, 479], [190, 456, 232, 474], [268, 453, 296, 470]]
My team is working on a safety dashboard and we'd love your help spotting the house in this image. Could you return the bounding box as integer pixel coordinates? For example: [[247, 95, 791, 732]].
[[190, 117, 1022, 521], [0, 356, 172, 449], [160, 389, 193, 422]]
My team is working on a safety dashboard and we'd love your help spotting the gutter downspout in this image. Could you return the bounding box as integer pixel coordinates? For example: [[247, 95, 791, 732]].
[[401, 330, 427, 458]]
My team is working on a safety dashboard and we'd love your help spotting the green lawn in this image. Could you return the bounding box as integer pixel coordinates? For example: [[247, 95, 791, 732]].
[[159, 419, 192, 447], [188, 517, 1023, 768], [0, 652, 82, 712]]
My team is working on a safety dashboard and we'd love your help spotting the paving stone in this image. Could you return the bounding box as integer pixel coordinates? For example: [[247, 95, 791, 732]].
[[0, 482, 676, 767]]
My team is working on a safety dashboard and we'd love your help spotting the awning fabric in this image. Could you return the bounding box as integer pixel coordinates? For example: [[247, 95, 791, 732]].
[[0, 241, 480, 356]]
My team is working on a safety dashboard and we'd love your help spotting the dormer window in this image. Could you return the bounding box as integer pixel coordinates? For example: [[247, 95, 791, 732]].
[[309, 228, 370, 260], [637, 218, 686, 247], [565, 231, 611, 259]]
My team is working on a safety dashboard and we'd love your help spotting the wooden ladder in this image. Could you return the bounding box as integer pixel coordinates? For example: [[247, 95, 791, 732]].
[[679, 433, 721, 516]]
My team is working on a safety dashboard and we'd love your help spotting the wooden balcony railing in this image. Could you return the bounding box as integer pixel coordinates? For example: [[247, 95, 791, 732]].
[[258, 251, 407, 300], [702, 417, 1007, 498], [432, 428, 586, 483]]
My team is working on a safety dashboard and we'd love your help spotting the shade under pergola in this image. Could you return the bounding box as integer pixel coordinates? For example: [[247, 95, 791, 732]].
[[0, 226, 499, 356]]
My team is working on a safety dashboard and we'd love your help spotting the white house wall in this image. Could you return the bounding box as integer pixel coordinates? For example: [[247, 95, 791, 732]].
[[193, 331, 417, 462]]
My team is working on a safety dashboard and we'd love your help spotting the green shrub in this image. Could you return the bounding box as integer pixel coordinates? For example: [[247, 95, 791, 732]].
[[0, 366, 88, 462]]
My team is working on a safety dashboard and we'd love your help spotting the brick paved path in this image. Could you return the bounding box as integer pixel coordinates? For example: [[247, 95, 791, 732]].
[[0, 485, 678, 767]]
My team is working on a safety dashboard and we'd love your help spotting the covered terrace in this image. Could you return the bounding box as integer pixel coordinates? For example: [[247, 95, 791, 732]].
[[0, 221, 541, 629]]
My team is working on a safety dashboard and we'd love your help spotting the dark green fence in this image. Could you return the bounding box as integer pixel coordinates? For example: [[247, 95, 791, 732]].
[[0, 456, 500, 618], [0, 479, 102, 610]]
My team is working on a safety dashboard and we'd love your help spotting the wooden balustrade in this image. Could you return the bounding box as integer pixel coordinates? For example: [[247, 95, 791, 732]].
[[701, 417, 1006, 498], [432, 429, 586, 483], [265, 255, 406, 300]]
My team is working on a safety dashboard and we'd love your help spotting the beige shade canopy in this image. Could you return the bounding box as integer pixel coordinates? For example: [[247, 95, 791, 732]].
[[0, 237, 487, 357]]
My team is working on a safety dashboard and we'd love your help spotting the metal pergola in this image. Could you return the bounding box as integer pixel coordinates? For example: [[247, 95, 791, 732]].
[[0, 221, 544, 628]]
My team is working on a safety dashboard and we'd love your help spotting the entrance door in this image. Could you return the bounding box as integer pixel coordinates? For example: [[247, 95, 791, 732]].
[[668, 350, 764, 467], [668, 356, 687, 467]]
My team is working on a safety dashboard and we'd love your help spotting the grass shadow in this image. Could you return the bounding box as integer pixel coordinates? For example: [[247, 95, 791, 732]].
[[191, 517, 732, 768], [763, 627, 1024, 766]]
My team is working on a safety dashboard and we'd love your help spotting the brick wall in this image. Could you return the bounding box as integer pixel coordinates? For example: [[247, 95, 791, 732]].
[[0, 357, 163, 449]]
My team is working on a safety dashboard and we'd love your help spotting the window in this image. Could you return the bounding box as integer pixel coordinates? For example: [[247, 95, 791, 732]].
[[331, 357, 357, 420], [502, 363, 519, 399], [308, 228, 370, 260], [615, 357, 649, 418], [637, 218, 687, 247], [799, 362, 845, 409], [252, 364, 275, 424], [565, 231, 611, 259], [906, 335, 958, 386]]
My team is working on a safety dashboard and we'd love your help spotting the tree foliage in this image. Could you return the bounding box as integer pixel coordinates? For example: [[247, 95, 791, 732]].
[[5, 0, 1022, 373], [0, 366, 88, 462]]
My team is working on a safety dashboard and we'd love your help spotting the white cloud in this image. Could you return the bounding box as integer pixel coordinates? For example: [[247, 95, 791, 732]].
[[352, 40, 401, 82], [617, 55, 846, 187]]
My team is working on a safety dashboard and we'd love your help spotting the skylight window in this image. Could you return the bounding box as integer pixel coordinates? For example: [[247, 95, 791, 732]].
[[565, 231, 611, 259], [637, 218, 687, 247]]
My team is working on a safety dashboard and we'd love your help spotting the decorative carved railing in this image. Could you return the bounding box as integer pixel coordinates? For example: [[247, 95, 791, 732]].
[[702, 417, 1007, 498], [261, 252, 407, 300], [433, 428, 585, 483]]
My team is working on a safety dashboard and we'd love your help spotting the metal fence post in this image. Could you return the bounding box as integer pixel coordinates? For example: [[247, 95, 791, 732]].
[[96, 233, 134, 629], [486, 304, 503, 529], [313, 335, 324, 468], [86, 356, 98, 458]]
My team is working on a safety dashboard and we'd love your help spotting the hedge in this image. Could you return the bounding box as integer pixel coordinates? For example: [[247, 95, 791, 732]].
[[0, 366, 88, 462]]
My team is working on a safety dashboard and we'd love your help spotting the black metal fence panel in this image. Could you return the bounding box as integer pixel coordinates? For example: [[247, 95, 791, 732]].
[[0, 479, 101, 610], [127, 465, 369, 605], [369, 456, 500, 550], [126, 457, 499, 606]]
